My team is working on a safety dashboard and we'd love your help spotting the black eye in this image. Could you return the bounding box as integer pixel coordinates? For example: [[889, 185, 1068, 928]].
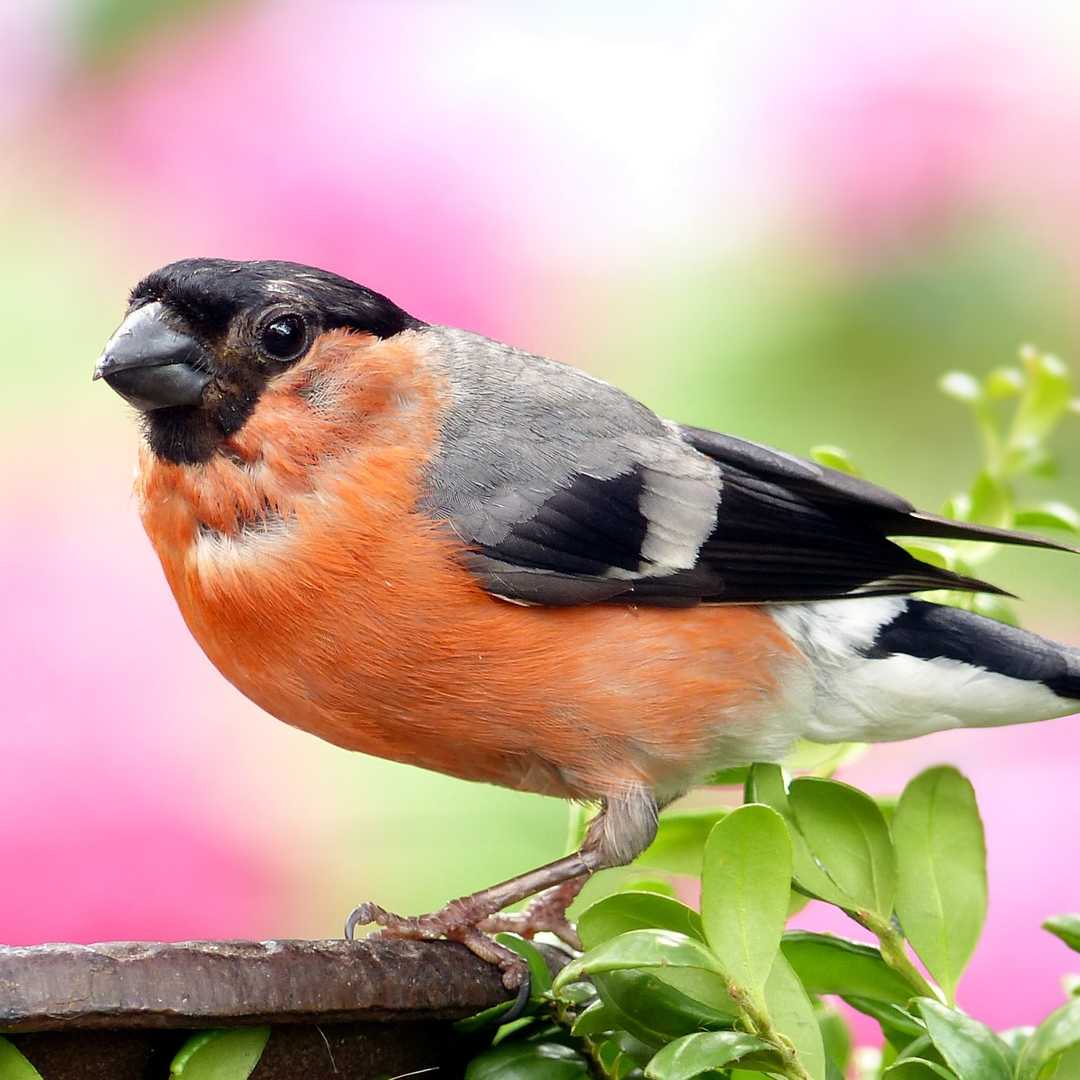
[[259, 313, 308, 363]]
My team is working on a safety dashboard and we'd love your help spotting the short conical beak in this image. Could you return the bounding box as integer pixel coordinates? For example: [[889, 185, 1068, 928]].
[[94, 301, 213, 411]]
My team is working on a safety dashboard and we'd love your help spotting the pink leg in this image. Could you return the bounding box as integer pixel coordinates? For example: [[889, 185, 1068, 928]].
[[345, 788, 658, 988]]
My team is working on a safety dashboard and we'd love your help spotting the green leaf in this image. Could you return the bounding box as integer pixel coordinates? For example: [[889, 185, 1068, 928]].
[[969, 594, 1021, 627], [765, 953, 827, 1080], [902, 543, 956, 572], [644, 1032, 777, 1080], [940, 372, 981, 403], [788, 777, 897, 919], [170, 1028, 270, 1079], [811, 445, 862, 476], [1039, 1042, 1080, 1078], [985, 367, 1025, 399], [783, 739, 868, 776], [1044, 915, 1080, 953], [892, 767, 986, 1003], [578, 891, 705, 950], [843, 997, 924, 1047], [553, 929, 724, 996], [700, 804, 792, 1005], [745, 764, 850, 906], [570, 999, 618, 1037], [1012, 349, 1071, 448], [495, 934, 553, 999], [572, 867, 679, 915], [703, 766, 750, 786], [916, 999, 1012, 1080], [998, 1026, 1033, 1066], [884, 1058, 958, 1079], [817, 1002, 852, 1074], [1016, 999, 1080, 1080], [592, 969, 736, 1047], [0, 1038, 44, 1080], [968, 471, 1010, 528], [1015, 502, 1080, 534], [781, 931, 918, 1001], [637, 809, 730, 877], [465, 1040, 591, 1080], [942, 493, 972, 521], [596, 1031, 653, 1079]]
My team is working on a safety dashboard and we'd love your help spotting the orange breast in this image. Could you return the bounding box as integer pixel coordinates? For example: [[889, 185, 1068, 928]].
[[136, 330, 808, 802]]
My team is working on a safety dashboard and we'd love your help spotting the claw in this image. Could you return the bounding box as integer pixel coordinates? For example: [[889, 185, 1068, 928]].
[[500, 968, 533, 1023], [343, 898, 533, 991]]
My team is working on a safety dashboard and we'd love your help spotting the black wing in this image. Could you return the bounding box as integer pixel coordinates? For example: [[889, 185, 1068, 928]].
[[451, 426, 1077, 607]]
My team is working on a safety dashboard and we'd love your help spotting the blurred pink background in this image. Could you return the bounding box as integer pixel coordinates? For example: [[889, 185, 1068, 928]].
[[4, 0, 1080, 1041]]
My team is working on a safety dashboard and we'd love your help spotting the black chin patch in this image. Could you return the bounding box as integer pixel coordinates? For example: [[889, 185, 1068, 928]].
[[130, 258, 425, 464]]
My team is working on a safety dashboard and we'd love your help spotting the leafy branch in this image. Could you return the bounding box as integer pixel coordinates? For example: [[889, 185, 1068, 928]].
[[461, 347, 1080, 1080]]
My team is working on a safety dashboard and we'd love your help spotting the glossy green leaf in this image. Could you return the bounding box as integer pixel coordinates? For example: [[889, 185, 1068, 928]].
[[578, 891, 705, 951], [592, 969, 736, 1048], [553, 929, 724, 996], [553, 980, 596, 1006], [465, 1040, 591, 1080], [940, 372, 981, 403], [788, 777, 897, 919], [637, 809, 730, 877], [892, 767, 986, 1003], [1016, 999, 1080, 1080], [917, 999, 1012, 1080], [811, 444, 862, 476], [170, 1028, 270, 1079], [1044, 915, 1080, 952], [1015, 502, 1080, 534], [644, 1032, 777, 1080], [745, 764, 849, 906], [595, 1030, 653, 1079], [765, 953, 827, 1080], [701, 804, 792, 1005], [0, 1038, 44, 1080], [570, 999, 618, 1037], [781, 931, 918, 1001]]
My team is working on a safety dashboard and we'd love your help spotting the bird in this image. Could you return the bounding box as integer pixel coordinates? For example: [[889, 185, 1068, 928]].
[[95, 257, 1080, 992]]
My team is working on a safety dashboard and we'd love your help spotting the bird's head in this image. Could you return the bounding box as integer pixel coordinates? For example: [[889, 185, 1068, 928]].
[[94, 258, 421, 464]]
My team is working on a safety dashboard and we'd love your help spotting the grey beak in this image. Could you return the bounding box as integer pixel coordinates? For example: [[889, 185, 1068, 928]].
[[94, 301, 213, 411]]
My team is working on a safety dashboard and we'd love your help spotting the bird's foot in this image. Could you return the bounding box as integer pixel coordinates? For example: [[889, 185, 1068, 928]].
[[477, 877, 585, 950], [345, 897, 530, 994]]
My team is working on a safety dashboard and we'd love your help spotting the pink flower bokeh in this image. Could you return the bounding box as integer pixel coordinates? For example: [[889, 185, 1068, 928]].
[[3, 0, 1080, 1042]]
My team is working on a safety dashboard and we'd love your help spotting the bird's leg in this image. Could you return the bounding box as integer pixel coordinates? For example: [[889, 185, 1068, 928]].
[[477, 875, 587, 949], [345, 785, 658, 989]]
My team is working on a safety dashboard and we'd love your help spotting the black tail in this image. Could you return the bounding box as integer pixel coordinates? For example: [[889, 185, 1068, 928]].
[[886, 510, 1080, 556]]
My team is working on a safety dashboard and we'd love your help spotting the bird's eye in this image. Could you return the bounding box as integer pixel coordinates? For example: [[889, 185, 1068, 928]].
[[259, 313, 308, 363]]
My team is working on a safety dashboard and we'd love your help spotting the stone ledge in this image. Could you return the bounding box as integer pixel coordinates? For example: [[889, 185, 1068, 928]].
[[0, 939, 513, 1033]]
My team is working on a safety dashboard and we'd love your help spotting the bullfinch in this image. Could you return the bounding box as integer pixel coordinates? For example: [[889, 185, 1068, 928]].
[[95, 258, 1080, 989]]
